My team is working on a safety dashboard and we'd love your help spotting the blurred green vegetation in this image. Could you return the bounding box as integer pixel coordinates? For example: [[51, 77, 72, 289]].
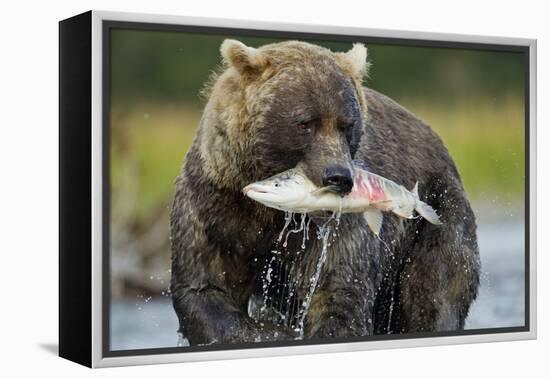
[[111, 29, 525, 106], [404, 96, 525, 199], [110, 29, 525, 224]]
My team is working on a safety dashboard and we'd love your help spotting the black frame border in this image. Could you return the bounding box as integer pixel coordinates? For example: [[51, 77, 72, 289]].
[[59, 10, 93, 367], [101, 19, 531, 359]]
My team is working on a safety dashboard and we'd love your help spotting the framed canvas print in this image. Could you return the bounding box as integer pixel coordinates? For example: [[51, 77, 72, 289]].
[[59, 10, 537, 368]]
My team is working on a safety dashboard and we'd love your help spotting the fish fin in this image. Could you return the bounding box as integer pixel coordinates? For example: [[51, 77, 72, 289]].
[[411, 182, 419, 198], [415, 201, 443, 225], [364, 209, 383, 235], [411, 182, 442, 225]]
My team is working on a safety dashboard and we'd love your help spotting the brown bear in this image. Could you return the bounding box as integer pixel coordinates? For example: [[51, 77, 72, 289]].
[[170, 39, 480, 345]]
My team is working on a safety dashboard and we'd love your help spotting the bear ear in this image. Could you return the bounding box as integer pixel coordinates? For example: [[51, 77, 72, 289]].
[[220, 39, 269, 77], [339, 43, 370, 79]]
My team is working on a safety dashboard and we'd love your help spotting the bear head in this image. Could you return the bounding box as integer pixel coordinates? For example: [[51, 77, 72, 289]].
[[198, 39, 370, 194]]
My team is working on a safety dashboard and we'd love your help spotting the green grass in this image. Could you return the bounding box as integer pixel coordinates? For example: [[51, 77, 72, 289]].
[[110, 103, 200, 222], [400, 96, 525, 201]]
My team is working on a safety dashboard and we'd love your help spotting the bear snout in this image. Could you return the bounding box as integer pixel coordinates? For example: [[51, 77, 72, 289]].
[[322, 164, 354, 195]]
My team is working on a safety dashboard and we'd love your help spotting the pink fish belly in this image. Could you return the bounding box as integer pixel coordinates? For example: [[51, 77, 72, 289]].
[[352, 174, 387, 203]]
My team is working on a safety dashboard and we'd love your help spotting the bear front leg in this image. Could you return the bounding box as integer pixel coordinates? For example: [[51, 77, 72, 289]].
[[396, 197, 480, 333], [300, 216, 375, 339], [172, 283, 298, 345], [303, 286, 373, 339]]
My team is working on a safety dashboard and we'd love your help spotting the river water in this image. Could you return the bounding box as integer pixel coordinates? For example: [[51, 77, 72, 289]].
[[110, 220, 525, 350]]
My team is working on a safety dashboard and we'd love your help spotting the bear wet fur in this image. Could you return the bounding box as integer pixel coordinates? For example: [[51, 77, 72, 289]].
[[170, 40, 480, 345]]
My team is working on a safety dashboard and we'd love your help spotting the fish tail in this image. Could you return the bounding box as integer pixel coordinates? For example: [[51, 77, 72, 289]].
[[411, 182, 442, 225], [415, 201, 443, 225]]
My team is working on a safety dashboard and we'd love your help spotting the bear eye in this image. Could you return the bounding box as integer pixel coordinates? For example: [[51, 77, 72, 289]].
[[297, 120, 313, 132]]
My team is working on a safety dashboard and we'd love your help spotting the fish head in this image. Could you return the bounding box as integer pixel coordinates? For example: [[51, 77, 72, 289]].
[[243, 169, 313, 211]]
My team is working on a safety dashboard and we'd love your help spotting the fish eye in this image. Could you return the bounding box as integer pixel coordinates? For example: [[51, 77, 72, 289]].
[[274, 182, 280, 187]]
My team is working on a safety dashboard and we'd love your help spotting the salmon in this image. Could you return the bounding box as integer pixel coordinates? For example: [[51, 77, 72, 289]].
[[243, 167, 442, 235]]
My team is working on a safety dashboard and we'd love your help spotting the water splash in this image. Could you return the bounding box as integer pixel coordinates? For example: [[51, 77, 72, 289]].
[[283, 213, 307, 248], [302, 216, 313, 249], [386, 295, 395, 334], [277, 211, 293, 243], [336, 198, 343, 227], [259, 210, 341, 337], [375, 233, 394, 259], [372, 232, 397, 332], [296, 212, 336, 337], [260, 252, 278, 316], [262, 211, 302, 326]]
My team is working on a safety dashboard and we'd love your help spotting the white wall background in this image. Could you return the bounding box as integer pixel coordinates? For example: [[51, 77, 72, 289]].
[[0, 0, 547, 376]]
